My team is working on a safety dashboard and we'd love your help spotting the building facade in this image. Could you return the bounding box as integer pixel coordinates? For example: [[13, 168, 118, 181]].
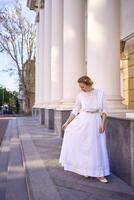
[[23, 60, 35, 113], [27, 0, 134, 135], [18, 60, 35, 113]]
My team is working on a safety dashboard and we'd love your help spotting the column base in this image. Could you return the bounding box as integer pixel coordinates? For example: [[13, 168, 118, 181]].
[[54, 109, 71, 137], [44, 108, 55, 129], [32, 103, 45, 124], [126, 112, 134, 119], [56, 99, 74, 110], [107, 95, 126, 112], [39, 108, 45, 125], [108, 109, 134, 119], [32, 107, 40, 118]]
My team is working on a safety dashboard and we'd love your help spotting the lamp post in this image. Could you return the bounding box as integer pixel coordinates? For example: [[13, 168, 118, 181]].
[[1, 88, 5, 115], [2, 88, 4, 105]]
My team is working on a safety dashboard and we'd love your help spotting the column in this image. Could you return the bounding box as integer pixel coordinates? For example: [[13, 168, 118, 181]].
[[60, 0, 86, 109], [43, 0, 52, 106], [51, 0, 63, 108], [39, 8, 45, 107], [34, 21, 40, 108], [37, 8, 46, 123], [34, 11, 44, 108], [87, 0, 125, 110]]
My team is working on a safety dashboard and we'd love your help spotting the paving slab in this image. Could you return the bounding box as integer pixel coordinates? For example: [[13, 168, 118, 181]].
[[0, 120, 12, 200], [17, 117, 134, 200]]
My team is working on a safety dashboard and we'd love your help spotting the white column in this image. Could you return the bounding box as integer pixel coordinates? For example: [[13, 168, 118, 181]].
[[35, 11, 44, 107], [60, 0, 86, 109], [87, 0, 124, 110], [43, 0, 52, 106], [51, 0, 63, 108], [34, 21, 40, 107], [39, 8, 45, 107]]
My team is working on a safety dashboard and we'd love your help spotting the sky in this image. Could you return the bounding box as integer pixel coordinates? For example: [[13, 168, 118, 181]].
[[0, 0, 35, 91]]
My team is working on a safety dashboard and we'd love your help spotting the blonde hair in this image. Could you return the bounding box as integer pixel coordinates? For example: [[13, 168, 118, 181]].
[[78, 75, 93, 86]]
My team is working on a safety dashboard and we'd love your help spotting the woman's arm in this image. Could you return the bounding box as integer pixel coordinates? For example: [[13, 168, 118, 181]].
[[62, 113, 75, 129], [62, 94, 81, 129], [99, 112, 107, 133], [99, 92, 107, 133]]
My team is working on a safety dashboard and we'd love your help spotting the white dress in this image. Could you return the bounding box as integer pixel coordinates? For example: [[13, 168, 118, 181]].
[[59, 89, 110, 177]]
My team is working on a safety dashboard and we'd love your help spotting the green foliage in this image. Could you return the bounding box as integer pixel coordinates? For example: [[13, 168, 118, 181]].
[[0, 85, 18, 107]]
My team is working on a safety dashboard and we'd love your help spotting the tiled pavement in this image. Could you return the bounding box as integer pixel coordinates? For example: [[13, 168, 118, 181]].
[[0, 116, 134, 200]]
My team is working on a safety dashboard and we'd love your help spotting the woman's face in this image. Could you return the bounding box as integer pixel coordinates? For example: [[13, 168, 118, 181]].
[[79, 83, 92, 92]]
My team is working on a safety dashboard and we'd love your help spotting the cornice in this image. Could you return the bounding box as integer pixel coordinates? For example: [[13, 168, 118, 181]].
[[27, 0, 44, 10]]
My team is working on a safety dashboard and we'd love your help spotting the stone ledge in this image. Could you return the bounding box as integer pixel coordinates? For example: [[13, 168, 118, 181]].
[[106, 117, 134, 187], [6, 119, 29, 200], [0, 120, 12, 200]]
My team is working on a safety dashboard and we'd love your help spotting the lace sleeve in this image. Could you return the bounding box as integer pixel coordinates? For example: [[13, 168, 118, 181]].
[[71, 94, 81, 116]]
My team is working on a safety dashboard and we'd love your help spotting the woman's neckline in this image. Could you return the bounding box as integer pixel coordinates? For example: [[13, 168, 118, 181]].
[[86, 88, 96, 93]]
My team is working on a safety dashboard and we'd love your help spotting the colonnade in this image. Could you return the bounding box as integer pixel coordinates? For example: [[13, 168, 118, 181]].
[[33, 0, 124, 133]]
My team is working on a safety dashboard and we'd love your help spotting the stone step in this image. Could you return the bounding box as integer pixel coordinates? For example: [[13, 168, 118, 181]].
[[0, 120, 12, 200], [0, 118, 9, 145], [17, 118, 61, 200], [5, 119, 29, 200]]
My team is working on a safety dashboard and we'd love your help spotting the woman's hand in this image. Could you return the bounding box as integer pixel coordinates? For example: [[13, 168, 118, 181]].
[[99, 124, 105, 133], [62, 113, 76, 130], [62, 122, 69, 130], [99, 112, 107, 134]]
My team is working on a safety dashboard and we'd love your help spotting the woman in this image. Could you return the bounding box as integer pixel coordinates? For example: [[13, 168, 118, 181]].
[[59, 75, 110, 183]]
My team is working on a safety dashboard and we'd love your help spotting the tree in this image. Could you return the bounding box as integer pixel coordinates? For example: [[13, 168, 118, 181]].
[[0, 1, 36, 111], [0, 85, 18, 113]]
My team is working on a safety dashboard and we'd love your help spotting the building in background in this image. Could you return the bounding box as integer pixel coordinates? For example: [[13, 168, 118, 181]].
[[120, 34, 134, 109], [120, 0, 134, 109], [18, 59, 35, 113], [24, 59, 35, 113]]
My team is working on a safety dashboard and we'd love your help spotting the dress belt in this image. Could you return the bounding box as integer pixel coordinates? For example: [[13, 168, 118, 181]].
[[81, 109, 100, 113]]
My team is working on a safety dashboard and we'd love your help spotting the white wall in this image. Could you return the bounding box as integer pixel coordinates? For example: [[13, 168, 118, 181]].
[[120, 0, 134, 39]]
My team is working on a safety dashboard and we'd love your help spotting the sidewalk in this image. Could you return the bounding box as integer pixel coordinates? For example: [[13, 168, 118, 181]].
[[1, 116, 134, 200], [0, 117, 9, 145]]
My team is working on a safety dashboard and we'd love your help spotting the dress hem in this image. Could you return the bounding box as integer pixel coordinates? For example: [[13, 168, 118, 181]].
[[59, 162, 110, 177]]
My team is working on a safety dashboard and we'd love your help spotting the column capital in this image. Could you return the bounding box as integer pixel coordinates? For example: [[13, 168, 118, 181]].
[[27, 0, 39, 10], [27, 0, 44, 10], [38, 0, 44, 9]]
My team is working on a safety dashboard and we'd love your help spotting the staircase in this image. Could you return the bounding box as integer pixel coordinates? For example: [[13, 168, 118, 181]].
[[0, 118, 61, 200], [0, 119, 29, 200]]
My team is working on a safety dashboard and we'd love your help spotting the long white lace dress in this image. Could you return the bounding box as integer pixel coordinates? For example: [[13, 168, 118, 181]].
[[59, 89, 110, 177]]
